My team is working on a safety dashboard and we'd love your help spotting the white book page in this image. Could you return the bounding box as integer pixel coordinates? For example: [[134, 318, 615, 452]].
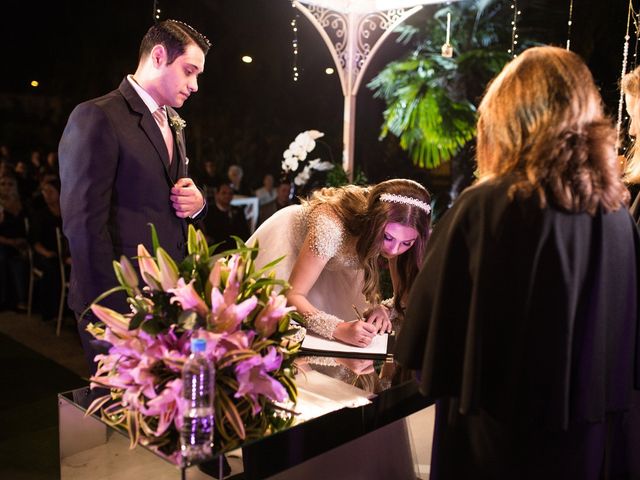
[[301, 331, 389, 355]]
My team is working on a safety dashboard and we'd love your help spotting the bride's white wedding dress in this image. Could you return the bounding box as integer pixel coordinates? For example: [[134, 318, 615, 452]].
[[247, 203, 369, 328], [247, 203, 416, 479]]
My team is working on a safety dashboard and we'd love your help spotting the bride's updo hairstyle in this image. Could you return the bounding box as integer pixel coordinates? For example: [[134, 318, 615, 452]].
[[358, 179, 431, 312], [305, 184, 370, 237]]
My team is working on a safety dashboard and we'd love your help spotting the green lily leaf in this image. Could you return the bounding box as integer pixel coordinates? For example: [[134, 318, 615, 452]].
[[148, 223, 160, 254]]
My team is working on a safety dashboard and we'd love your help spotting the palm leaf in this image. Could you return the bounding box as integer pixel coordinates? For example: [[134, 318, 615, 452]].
[[367, 0, 509, 169]]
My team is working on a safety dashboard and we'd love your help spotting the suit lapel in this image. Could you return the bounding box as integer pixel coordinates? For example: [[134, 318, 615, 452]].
[[165, 108, 189, 240], [167, 106, 187, 179], [118, 79, 173, 180]]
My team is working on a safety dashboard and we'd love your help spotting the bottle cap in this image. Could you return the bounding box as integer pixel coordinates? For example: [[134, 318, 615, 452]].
[[190, 338, 206, 353]]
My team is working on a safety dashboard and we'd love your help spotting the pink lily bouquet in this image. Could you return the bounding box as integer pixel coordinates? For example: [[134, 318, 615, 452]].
[[85, 225, 301, 456]]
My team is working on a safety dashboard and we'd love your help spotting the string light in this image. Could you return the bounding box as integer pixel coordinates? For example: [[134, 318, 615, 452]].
[[507, 2, 520, 58], [633, 3, 639, 69], [291, 2, 300, 82], [617, 0, 634, 142], [566, 0, 574, 50], [153, 0, 160, 21]]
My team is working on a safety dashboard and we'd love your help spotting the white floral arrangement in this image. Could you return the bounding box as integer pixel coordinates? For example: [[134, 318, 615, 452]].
[[281, 130, 334, 187]]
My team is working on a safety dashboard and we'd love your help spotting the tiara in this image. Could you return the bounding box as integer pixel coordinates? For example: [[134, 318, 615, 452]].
[[379, 193, 431, 214]]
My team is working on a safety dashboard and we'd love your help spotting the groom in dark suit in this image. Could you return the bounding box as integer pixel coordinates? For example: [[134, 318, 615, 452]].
[[58, 20, 211, 374]]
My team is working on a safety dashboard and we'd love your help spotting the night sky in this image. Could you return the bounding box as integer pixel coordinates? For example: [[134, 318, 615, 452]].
[[0, 0, 632, 192]]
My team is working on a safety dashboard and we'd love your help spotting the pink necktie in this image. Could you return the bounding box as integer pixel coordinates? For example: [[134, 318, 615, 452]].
[[152, 107, 174, 163]]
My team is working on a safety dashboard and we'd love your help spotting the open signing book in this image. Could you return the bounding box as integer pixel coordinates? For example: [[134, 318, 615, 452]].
[[301, 331, 395, 361]]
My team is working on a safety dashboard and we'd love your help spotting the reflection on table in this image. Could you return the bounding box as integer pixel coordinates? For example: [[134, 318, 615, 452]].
[[59, 354, 431, 479]]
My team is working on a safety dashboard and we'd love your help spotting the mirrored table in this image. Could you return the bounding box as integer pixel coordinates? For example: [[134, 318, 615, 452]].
[[59, 355, 433, 479]]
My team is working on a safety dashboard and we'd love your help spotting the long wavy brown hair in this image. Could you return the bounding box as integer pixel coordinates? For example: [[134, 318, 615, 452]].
[[622, 66, 640, 184], [305, 179, 431, 313], [476, 46, 628, 214]]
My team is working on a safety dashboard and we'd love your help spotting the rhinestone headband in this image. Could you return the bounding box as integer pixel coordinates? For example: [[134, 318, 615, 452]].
[[379, 193, 431, 214]]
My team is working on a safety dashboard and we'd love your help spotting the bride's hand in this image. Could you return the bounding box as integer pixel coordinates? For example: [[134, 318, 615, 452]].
[[333, 320, 377, 347], [363, 305, 392, 333]]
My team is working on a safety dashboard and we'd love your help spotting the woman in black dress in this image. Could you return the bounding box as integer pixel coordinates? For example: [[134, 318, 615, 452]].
[[397, 46, 640, 479]]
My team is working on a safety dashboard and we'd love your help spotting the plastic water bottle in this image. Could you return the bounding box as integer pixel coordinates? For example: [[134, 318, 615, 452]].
[[181, 338, 214, 462]]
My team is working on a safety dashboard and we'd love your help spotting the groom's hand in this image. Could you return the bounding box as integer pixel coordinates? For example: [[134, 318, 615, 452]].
[[171, 178, 205, 218]]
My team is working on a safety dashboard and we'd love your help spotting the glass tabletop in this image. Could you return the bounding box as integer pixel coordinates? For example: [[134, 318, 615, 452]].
[[59, 354, 431, 479]]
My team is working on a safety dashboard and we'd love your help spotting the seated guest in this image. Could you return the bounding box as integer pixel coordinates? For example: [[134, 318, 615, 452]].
[[254, 173, 276, 206], [14, 160, 38, 202], [28, 150, 45, 181], [203, 182, 250, 252], [257, 179, 292, 226], [0, 175, 28, 311], [29, 178, 69, 321], [196, 159, 224, 203], [396, 46, 640, 479], [227, 164, 252, 196]]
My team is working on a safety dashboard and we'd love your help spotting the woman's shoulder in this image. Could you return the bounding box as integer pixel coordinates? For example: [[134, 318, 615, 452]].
[[440, 178, 514, 223], [307, 201, 342, 222], [455, 177, 514, 203], [304, 202, 348, 259]]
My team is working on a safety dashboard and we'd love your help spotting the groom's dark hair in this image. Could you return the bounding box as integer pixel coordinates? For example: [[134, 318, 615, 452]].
[[139, 20, 211, 65]]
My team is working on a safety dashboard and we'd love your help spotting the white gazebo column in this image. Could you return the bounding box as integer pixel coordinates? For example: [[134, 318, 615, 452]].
[[294, 0, 455, 180], [343, 93, 356, 176]]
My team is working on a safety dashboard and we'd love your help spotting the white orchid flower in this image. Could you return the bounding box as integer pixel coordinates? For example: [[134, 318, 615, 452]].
[[308, 158, 334, 171], [294, 165, 312, 186], [307, 130, 324, 140], [294, 132, 310, 145], [295, 132, 316, 152], [288, 141, 306, 158], [281, 130, 327, 186], [281, 156, 299, 173]]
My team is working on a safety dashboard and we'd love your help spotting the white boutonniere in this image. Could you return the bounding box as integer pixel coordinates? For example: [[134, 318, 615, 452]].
[[168, 115, 187, 134]]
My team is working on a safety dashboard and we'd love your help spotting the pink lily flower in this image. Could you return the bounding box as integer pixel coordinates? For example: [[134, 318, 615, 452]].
[[208, 259, 222, 290], [234, 347, 287, 415], [144, 378, 184, 435], [168, 278, 209, 317], [156, 247, 180, 290], [210, 288, 258, 333], [117, 255, 139, 289], [128, 357, 159, 399], [90, 304, 132, 337], [222, 256, 241, 306], [137, 244, 162, 290], [213, 330, 255, 362], [254, 294, 294, 337]]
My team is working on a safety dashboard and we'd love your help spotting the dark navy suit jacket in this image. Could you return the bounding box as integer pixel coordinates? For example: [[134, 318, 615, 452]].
[[59, 77, 205, 314]]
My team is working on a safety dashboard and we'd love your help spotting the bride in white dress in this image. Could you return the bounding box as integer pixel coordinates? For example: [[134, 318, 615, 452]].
[[247, 178, 432, 346]]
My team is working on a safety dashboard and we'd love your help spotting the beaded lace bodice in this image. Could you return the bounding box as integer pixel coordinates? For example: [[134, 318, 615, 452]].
[[248, 203, 369, 340], [292, 203, 359, 270]]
